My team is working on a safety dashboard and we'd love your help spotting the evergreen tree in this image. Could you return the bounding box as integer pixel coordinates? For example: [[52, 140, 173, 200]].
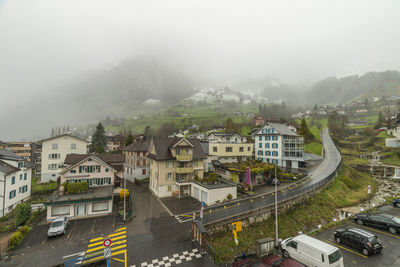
[[375, 111, 385, 129], [298, 118, 315, 143], [225, 117, 239, 132], [90, 122, 107, 153], [125, 134, 134, 146], [144, 125, 152, 137], [313, 104, 318, 111]]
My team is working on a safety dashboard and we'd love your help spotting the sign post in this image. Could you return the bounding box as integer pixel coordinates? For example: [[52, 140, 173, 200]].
[[103, 239, 112, 267], [368, 185, 371, 209], [200, 202, 204, 222]]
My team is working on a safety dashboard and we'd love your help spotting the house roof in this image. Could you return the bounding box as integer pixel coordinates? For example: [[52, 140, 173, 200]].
[[208, 132, 241, 137], [148, 137, 206, 160], [61, 154, 117, 175], [200, 142, 209, 155], [124, 139, 150, 152], [0, 159, 20, 174], [259, 123, 298, 136], [64, 153, 125, 165], [46, 185, 113, 205], [40, 134, 89, 144]]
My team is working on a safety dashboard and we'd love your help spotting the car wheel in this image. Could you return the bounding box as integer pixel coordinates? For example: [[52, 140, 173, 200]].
[[362, 248, 369, 256], [282, 250, 290, 258], [63, 229, 66, 235], [389, 227, 396, 234], [357, 219, 364, 225], [335, 237, 341, 243], [396, 203, 400, 208]]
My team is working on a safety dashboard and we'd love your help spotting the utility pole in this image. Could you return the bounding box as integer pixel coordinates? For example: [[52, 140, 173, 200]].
[[123, 176, 126, 222], [274, 164, 278, 246]]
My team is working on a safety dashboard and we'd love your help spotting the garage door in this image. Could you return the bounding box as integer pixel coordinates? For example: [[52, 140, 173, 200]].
[[51, 205, 70, 216], [194, 187, 199, 200], [201, 190, 208, 203]]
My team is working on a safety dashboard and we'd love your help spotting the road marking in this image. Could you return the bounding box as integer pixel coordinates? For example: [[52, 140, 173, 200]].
[[86, 240, 127, 253], [355, 225, 400, 239], [179, 214, 193, 218], [115, 226, 126, 232], [108, 230, 126, 238], [113, 257, 125, 263], [67, 228, 73, 239], [63, 251, 85, 259], [90, 237, 104, 242], [321, 239, 368, 259], [91, 219, 96, 233]]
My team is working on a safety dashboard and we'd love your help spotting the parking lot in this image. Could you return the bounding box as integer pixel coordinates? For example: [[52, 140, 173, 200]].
[[3, 215, 121, 267], [314, 204, 400, 267]]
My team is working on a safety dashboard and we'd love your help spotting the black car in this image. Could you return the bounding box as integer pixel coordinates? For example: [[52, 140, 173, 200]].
[[354, 213, 400, 234], [392, 199, 400, 208], [334, 228, 382, 256]]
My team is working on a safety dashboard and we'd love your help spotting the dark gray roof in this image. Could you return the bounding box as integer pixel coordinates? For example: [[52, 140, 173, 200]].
[[200, 142, 209, 155], [208, 132, 241, 137], [124, 139, 150, 152], [148, 137, 206, 160], [262, 123, 298, 136], [0, 159, 20, 174], [40, 134, 88, 143], [0, 149, 23, 160]]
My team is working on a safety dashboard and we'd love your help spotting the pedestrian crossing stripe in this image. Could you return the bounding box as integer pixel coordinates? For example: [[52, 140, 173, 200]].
[[82, 226, 127, 266]]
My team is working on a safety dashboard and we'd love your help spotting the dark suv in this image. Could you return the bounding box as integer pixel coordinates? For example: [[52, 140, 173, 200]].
[[334, 228, 382, 256], [393, 198, 400, 208]]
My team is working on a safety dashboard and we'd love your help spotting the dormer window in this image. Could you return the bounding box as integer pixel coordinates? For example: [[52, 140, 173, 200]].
[[18, 162, 23, 168]]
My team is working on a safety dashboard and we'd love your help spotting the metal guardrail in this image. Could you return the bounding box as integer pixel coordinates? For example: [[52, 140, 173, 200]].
[[202, 130, 342, 226]]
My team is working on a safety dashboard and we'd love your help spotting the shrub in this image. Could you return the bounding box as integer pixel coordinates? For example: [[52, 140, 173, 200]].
[[8, 231, 23, 248], [0, 215, 9, 222], [67, 182, 89, 194], [227, 193, 233, 200], [25, 210, 42, 225], [14, 203, 32, 227]]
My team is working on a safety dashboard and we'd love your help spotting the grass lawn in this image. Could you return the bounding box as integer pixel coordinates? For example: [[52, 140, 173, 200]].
[[208, 162, 377, 263], [381, 152, 400, 167], [305, 142, 322, 156], [343, 155, 369, 165]]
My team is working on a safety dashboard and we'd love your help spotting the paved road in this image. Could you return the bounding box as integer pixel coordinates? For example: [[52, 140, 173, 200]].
[[200, 129, 342, 225]]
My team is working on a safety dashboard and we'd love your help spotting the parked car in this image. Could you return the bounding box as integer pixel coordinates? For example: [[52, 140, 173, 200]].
[[233, 259, 268, 267], [392, 198, 400, 208], [48, 216, 69, 237], [266, 178, 281, 186], [263, 255, 305, 267], [334, 228, 382, 256], [281, 234, 344, 267], [354, 213, 400, 234]]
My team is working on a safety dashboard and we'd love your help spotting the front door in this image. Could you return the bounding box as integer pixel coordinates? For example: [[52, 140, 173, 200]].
[[75, 203, 87, 216]]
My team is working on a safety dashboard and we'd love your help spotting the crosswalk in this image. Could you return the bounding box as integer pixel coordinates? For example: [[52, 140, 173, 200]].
[[130, 248, 202, 267], [174, 213, 195, 223]]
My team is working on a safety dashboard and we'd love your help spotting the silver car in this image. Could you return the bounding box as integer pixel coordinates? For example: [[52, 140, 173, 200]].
[[48, 216, 69, 237]]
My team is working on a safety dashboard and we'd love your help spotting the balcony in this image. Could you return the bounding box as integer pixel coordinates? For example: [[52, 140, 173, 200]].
[[175, 166, 194, 174], [175, 177, 193, 184], [175, 154, 192, 161]]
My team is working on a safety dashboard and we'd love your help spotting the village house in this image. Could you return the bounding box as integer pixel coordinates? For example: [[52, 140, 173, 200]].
[[251, 116, 265, 126], [0, 150, 34, 217], [123, 139, 150, 183], [45, 153, 124, 220]]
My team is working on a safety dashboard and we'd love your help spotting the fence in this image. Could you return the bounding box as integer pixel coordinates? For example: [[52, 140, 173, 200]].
[[204, 240, 216, 263], [202, 130, 343, 227]]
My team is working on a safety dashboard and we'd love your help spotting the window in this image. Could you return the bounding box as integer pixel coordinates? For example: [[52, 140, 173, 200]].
[[18, 162, 23, 168], [287, 241, 297, 249], [52, 143, 58, 149], [23, 185, 28, 193], [142, 169, 146, 175], [24, 173, 27, 180], [226, 147, 233, 152], [71, 143, 77, 149], [92, 202, 109, 212], [143, 152, 146, 157], [265, 136, 268, 141], [11, 176, 15, 184], [51, 205, 70, 216], [239, 147, 244, 152], [137, 152, 140, 157], [70, 170, 76, 174], [167, 185, 172, 192], [258, 136, 262, 141], [167, 161, 173, 168], [167, 173, 173, 180], [143, 160, 146, 166], [265, 143, 269, 148], [248, 147, 251, 151], [19, 174, 22, 180], [137, 160, 140, 166], [259, 143, 262, 148], [105, 168, 109, 172], [9, 190, 16, 199], [48, 153, 60, 159], [212, 147, 217, 152], [19, 187, 22, 193]]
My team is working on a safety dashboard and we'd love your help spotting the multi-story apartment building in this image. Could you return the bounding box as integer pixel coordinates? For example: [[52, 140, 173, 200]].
[[148, 137, 206, 198], [207, 133, 253, 164], [40, 134, 89, 182], [207, 132, 247, 143], [45, 154, 118, 220], [123, 139, 150, 183], [6, 142, 34, 162], [0, 150, 34, 217], [106, 134, 125, 152], [255, 123, 304, 169]]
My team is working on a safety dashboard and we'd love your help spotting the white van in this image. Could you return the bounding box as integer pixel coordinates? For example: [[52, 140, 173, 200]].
[[281, 234, 344, 267]]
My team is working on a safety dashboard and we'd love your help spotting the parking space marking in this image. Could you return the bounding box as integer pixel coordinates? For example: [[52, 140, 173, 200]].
[[91, 219, 96, 233], [67, 228, 73, 239], [320, 239, 368, 259], [354, 224, 400, 239]]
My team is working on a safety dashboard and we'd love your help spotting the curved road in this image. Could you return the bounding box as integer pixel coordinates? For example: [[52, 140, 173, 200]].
[[201, 129, 342, 225]]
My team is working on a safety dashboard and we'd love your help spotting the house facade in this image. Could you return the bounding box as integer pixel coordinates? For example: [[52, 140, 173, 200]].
[[255, 123, 304, 169], [0, 150, 33, 217], [40, 134, 89, 182], [123, 139, 150, 183], [106, 134, 125, 152], [45, 154, 116, 220], [148, 137, 206, 198]]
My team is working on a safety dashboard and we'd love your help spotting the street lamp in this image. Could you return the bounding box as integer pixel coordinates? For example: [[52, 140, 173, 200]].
[[123, 175, 126, 222], [274, 163, 278, 246]]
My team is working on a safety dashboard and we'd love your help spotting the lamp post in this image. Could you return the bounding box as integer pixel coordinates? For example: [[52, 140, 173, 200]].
[[274, 164, 278, 246], [123, 176, 126, 222]]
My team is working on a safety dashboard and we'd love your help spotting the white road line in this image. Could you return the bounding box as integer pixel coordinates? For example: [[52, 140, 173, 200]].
[[63, 251, 85, 259]]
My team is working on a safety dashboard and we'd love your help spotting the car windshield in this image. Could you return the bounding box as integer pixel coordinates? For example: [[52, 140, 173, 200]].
[[51, 221, 64, 228], [368, 236, 377, 243], [392, 217, 400, 224], [328, 249, 342, 264]]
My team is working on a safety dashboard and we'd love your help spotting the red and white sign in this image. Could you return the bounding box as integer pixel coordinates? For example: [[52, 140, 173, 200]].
[[103, 239, 112, 247], [368, 185, 371, 194]]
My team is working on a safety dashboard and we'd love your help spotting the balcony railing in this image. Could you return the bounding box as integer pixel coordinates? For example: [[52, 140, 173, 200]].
[[175, 177, 194, 184], [175, 166, 194, 174], [175, 154, 193, 161]]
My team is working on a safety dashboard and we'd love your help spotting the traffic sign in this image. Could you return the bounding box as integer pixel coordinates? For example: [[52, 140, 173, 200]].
[[104, 247, 111, 258], [368, 185, 371, 194], [201, 202, 205, 207], [103, 239, 112, 247]]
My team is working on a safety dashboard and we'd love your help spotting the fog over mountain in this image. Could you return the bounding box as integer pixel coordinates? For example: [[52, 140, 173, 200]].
[[1, 0, 400, 140]]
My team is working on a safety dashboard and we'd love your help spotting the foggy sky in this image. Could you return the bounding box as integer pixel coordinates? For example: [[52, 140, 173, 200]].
[[1, 0, 400, 140]]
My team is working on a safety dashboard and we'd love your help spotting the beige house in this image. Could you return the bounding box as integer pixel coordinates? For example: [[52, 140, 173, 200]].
[[148, 137, 206, 198], [45, 154, 117, 221], [40, 134, 89, 182]]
